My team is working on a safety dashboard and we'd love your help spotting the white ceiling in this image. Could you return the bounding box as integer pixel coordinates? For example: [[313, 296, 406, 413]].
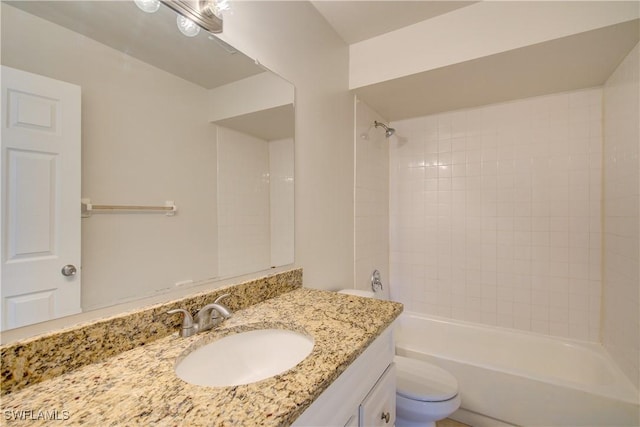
[[311, 1, 640, 121], [354, 19, 640, 121], [311, 1, 477, 44]]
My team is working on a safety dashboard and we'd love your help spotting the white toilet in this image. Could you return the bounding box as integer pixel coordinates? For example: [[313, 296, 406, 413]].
[[338, 289, 461, 427], [394, 355, 461, 427]]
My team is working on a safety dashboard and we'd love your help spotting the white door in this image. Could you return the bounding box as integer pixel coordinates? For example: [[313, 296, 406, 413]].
[[1, 66, 81, 330]]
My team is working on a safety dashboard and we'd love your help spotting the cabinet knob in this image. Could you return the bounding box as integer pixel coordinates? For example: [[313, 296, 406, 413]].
[[381, 412, 390, 424]]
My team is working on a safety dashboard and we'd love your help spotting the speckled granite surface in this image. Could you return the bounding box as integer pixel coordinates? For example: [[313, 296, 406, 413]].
[[1, 269, 302, 395], [1, 288, 403, 426]]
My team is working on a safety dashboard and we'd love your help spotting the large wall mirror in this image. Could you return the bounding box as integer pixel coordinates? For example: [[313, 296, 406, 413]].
[[0, 1, 295, 332]]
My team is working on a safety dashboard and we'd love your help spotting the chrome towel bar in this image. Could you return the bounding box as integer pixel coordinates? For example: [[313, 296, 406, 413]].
[[81, 199, 177, 217]]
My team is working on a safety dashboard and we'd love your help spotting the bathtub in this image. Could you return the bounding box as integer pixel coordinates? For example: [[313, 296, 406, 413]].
[[394, 312, 640, 427]]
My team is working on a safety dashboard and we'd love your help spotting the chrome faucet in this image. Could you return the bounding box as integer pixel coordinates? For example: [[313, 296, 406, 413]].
[[167, 294, 233, 338], [194, 296, 232, 332], [166, 308, 196, 337]]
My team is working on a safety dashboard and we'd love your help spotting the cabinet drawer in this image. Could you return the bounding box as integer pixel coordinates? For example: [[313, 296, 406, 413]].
[[359, 363, 396, 427]]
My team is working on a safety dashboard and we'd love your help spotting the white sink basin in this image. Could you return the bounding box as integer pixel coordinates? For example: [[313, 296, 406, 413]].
[[175, 328, 314, 387]]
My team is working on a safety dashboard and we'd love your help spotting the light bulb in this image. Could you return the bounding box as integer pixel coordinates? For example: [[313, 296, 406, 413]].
[[177, 15, 200, 37], [201, 0, 230, 19], [134, 0, 160, 13]]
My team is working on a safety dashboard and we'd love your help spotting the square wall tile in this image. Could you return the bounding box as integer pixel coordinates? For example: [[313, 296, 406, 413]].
[[390, 88, 603, 341]]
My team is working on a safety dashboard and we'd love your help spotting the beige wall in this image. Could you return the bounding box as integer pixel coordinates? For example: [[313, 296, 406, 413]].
[[1, 1, 353, 341], [602, 42, 640, 389], [208, 71, 295, 122], [2, 0, 355, 306], [354, 98, 390, 297], [218, 1, 354, 289], [2, 4, 219, 310]]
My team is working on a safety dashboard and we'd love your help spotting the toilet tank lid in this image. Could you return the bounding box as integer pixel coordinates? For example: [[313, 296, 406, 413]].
[[337, 289, 376, 298], [395, 355, 458, 402]]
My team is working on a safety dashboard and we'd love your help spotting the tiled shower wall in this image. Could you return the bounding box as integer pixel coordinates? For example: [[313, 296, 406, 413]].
[[602, 43, 639, 389], [390, 88, 603, 341], [217, 126, 271, 277], [270, 137, 295, 267], [218, 129, 295, 277]]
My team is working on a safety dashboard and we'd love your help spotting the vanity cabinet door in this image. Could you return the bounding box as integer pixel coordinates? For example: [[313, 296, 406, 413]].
[[344, 413, 358, 427], [292, 327, 394, 427], [359, 363, 396, 427]]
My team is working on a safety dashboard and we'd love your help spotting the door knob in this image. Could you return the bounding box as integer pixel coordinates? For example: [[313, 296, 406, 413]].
[[381, 412, 390, 423], [61, 264, 77, 277]]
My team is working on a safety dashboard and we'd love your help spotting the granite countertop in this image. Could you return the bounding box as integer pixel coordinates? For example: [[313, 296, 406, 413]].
[[1, 288, 402, 426]]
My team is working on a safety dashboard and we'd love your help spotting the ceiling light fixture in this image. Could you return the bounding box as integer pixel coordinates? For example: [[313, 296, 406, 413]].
[[134, 0, 161, 13], [176, 15, 200, 37], [161, 0, 225, 34], [201, 0, 230, 20]]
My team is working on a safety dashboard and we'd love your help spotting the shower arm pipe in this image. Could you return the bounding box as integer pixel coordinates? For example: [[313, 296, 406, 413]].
[[374, 120, 395, 137], [374, 120, 390, 131]]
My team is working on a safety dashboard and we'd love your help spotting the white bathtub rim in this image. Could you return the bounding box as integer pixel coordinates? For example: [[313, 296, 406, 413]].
[[395, 311, 640, 405]]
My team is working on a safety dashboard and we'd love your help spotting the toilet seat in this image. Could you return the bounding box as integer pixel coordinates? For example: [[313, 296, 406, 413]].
[[394, 355, 458, 402]]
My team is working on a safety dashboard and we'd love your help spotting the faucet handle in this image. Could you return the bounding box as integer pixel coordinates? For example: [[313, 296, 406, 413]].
[[213, 293, 230, 304], [167, 309, 196, 337], [212, 294, 233, 320]]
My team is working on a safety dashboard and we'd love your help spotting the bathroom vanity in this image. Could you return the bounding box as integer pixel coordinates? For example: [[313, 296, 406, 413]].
[[293, 326, 397, 426], [1, 271, 402, 426]]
